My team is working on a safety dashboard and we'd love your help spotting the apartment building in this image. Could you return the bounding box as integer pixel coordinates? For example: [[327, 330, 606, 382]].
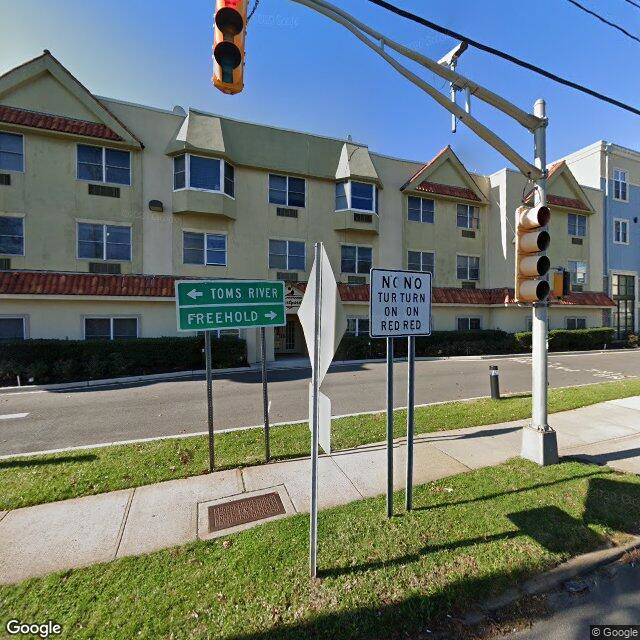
[[0, 52, 614, 363], [561, 141, 640, 337]]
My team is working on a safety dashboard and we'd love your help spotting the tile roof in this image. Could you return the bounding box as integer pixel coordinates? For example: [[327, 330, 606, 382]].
[[0, 272, 615, 307], [415, 181, 481, 202], [0, 105, 123, 142], [546, 194, 590, 212]]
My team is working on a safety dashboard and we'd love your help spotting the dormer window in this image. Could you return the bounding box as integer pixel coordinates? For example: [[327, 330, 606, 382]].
[[335, 180, 378, 213], [173, 154, 234, 197]]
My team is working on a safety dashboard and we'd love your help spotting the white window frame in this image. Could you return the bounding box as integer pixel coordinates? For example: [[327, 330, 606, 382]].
[[613, 218, 630, 245], [456, 204, 480, 230], [613, 168, 629, 202], [407, 249, 435, 275], [567, 213, 587, 238], [566, 317, 587, 330], [456, 254, 480, 281], [268, 174, 306, 208], [82, 316, 139, 340], [340, 243, 373, 275], [268, 238, 306, 271], [76, 221, 132, 262], [346, 317, 370, 337], [568, 260, 588, 286], [335, 181, 378, 214], [407, 196, 435, 224], [0, 315, 28, 340], [76, 144, 131, 186], [456, 316, 482, 331], [0, 132, 24, 173], [181, 230, 228, 267], [173, 154, 234, 198], [0, 214, 25, 257]]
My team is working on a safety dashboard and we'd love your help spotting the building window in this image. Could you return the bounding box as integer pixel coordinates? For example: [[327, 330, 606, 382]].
[[269, 174, 305, 207], [613, 169, 628, 202], [568, 213, 587, 237], [341, 245, 372, 274], [568, 260, 588, 288], [85, 317, 138, 340], [173, 154, 234, 197], [0, 216, 24, 255], [456, 255, 480, 281], [614, 218, 629, 244], [77, 145, 131, 185], [457, 317, 481, 331], [335, 181, 377, 212], [566, 317, 587, 330], [407, 196, 434, 223], [0, 317, 25, 341], [346, 317, 370, 336], [268, 239, 305, 270], [611, 274, 635, 338], [456, 204, 480, 230], [182, 232, 227, 266], [407, 250, 434, 275], [77, 223, 131, 261], [0, 132, 24, 172]]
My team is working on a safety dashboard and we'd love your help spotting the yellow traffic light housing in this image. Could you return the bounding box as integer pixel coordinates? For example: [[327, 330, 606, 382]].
[[515, 204, 551, 302], [213, 0, 247, 95]]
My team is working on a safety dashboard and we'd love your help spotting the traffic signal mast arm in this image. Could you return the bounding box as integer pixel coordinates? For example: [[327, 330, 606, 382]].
[[287, 0, 544, 179]]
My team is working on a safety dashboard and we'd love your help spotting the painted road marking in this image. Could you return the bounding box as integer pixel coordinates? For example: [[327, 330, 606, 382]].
[[0, 413, 29, 420]]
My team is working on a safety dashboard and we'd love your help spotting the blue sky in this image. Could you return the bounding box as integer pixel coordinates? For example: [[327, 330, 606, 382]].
[[1, 0, 639, 174]]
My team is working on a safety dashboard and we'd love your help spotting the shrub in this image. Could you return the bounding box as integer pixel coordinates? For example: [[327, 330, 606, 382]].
[[0, 336, 247, 385], [514, 327, 615, 352], [627, 334, 639, 349], [335, 330, 521, 360]]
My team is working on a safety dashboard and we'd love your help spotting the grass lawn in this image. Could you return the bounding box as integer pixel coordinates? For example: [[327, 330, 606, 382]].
[[2, 378, 640, 511], [2, 459, 640, 639]]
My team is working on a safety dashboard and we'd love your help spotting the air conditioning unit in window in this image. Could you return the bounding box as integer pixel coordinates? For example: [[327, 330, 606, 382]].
[[88, 184, 120, 198], [353, 213, 373, 223], [348, 275, 366, 285], [461, 281, 476, 289], [461, 229, 476, 238], [0, 258, 10, 270], [0, 173, 10, 186], [571, 237, 583, 245], [89, 262, 121, 274], [571, 284, 583, 292], [276, 272, 298, 281], [276, 207, 298, 218]]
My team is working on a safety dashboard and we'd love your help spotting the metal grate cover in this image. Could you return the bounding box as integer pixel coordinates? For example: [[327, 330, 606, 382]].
[[208, 492, 285, 532]]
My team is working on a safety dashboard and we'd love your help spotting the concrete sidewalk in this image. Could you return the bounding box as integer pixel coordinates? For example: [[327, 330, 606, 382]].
[[2, 397, 640, 585]]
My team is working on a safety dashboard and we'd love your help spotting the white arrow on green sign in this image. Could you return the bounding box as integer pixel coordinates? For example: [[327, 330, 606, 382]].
[[175, 280, 286, 332]]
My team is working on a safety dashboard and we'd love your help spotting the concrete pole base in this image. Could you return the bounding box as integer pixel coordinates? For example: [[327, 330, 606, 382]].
[[521, 425, 559, 466]]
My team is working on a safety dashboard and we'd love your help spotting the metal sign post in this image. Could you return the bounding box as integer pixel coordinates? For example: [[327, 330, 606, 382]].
[[204, 330, 214, 472], [175, 279, 286, 473], [370, 268, 432, 516], [406, 336, 415, 511], [386, 336, 394, 518], [260, 327, 270, 462]]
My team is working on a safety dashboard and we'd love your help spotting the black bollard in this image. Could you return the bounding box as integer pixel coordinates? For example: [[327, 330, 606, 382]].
[[489, 365, 500, 400]]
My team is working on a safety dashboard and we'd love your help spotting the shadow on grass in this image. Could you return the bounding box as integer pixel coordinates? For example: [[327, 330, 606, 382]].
[[0, 454, 97, 469], [414, 469, 605, 513]]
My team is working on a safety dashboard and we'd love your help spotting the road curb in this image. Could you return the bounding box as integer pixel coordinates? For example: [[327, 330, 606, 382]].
[[464, 535, 640, 624]]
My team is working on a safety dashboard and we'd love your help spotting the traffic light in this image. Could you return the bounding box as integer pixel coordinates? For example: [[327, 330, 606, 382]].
[[212, 0, 247, 95], [514, 204, 551, 302]]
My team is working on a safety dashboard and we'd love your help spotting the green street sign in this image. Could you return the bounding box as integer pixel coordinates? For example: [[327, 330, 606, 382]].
[[175, 280, 286, 332]]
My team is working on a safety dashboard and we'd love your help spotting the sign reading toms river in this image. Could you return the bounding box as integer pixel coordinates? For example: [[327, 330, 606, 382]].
[[369, 269, 432, 337], [175, 280, 286, 332]]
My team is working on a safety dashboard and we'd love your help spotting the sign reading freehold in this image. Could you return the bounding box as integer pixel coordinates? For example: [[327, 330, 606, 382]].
[[175, 280, 286, 331]]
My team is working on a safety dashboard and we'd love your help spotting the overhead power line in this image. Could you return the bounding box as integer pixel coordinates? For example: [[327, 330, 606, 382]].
[[622, 0, 640, 10], [566, 0, 640, 44], [365, 0, 640, 118]]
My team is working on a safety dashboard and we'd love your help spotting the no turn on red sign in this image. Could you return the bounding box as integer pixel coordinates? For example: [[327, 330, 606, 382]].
[[369, 269, 432, 338]]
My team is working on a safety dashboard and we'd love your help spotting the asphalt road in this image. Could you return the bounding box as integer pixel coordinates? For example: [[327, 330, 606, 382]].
[[0, 351, 638, 457], [503, 561, 640, 640]]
